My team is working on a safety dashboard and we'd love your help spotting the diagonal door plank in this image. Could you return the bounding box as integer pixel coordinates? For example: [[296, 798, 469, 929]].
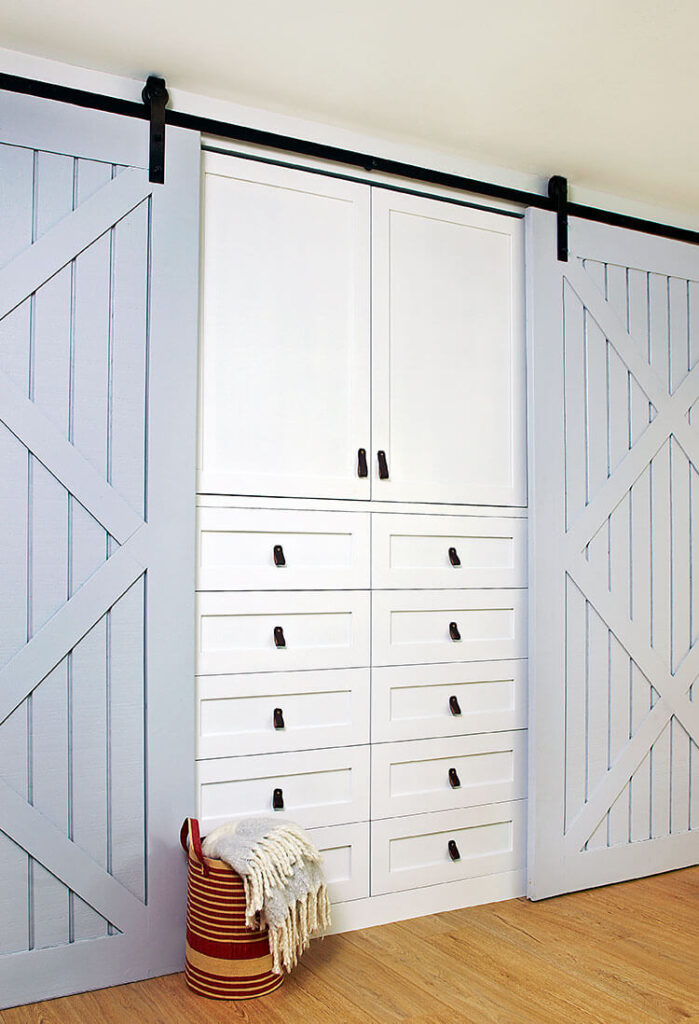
[[0, 369, 143, 543], [0, 780, 147, 933], [0, 168, 150, 320], [0, 534, 147, 727]]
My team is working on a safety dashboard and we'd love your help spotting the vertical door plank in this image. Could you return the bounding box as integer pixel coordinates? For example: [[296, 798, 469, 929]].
[[565, 579, 587, 831], [627, 269, 653, 446], [668, 277, 689, 394], [69, 159, 114, 943], [108, 578, 145, 902], [585, 603, 609, 849], [648, 273, 670, 393], [670, 439, 691, 674], [563, 282, 588, 530], [110, 201, 148, 516], [27, 151, 75, 951], [629, 466, 653, 841], [669, 717, 690, 834], [71, 618, 109, 940], [650, 720, 672, 839], [0, 143, 34, 392]]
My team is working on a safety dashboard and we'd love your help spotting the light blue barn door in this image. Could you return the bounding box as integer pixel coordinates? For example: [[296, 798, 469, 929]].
[[527, 209, 699, 899], [0, 92, 200, 1006]]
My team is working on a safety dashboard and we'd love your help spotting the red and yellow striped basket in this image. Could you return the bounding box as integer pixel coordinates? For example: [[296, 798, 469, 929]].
[[180, 818, 284, 1000]]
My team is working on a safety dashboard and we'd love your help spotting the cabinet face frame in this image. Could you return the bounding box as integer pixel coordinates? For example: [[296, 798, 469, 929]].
[[371, 188, 526, 508], [198, 152, 371, 501]]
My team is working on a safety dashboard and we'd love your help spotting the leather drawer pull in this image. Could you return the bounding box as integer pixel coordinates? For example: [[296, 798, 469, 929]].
[[273, 707, 285, 730], [274, 625, 286, 648], [377, 450, 389, 479], [448, 767, 461, 789], [357, 448, 368, 478], [449, 621, 461, 642], [448, 839, 461, 861], [272, 787, 284, 810], [273, 544, 286, 567], [448, 546, 461, 567], [449, 695, 462, 716]]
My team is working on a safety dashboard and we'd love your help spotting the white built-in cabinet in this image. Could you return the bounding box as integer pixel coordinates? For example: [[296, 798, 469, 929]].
[[199, 154, 525, 507], [195, 150, 528, 931]]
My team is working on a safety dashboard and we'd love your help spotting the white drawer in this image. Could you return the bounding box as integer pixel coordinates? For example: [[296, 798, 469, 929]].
[[197, 507, 370, 590], [372, 661, 527, 742], [372, 589, 527, 667], [196, 668, 370, 758], [197, 746, 369, 833], [371, 801, 526, 895], [196, 591, 370, 674], [371, 732, 527, 820], [372, 513, 527, 589], [307, 822, 369, 903]]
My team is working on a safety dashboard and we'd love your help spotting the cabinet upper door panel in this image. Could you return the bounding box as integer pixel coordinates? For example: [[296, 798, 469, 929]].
[[372, 191, 526, 506], [199, 154, 371, 499]]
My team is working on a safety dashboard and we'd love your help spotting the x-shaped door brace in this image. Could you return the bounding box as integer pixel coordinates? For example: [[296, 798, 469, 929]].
[[0, 168, 153, 931], [561, 259, 699, 850]]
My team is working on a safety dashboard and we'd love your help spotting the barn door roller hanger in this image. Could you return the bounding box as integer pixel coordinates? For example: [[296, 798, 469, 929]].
[[142, 74, 168, 184]]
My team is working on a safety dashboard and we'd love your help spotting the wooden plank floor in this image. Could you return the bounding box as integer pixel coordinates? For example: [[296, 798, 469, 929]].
[[3, 867, 698, 1024]]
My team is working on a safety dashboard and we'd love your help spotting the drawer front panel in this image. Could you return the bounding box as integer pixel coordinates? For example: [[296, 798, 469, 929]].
[[371, 801, 526, 895], [196, 591, 370, 674], [196, 668, 370, 758], [372, 589, 527, 667], [372, 513, 527, 589], [372, 661, 527, 742], [371, 732, 527, 819], [197, 746, 370, 833], [307, 822, 370, 903], [197, 507, 370, 590]]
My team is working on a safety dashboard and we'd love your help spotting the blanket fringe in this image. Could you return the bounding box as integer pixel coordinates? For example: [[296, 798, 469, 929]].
[[240, 823, 332, 974]]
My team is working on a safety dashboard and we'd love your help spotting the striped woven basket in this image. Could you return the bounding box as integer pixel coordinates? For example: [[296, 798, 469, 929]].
[[180, 818, 284, 1000]]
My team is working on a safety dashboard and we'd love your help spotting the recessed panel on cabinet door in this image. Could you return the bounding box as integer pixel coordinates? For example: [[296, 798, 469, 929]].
[[197, 507, 370, 590], [371, 189, 525, 506], [196, 667, 370, 758], [372, 512, 527, 589], [196, 591, 370, 674], [371, 802, 526, 895], [371, 732, 527, 819], [199, 153, 370, 500], [372, 660, 527, 742], [307, 822, 369, 903], [372, 589, 527, 666], [196, 746, 370, 833]]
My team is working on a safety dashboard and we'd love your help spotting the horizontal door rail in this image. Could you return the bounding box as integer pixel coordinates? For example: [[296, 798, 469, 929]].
[[2, 71, 699, 247]]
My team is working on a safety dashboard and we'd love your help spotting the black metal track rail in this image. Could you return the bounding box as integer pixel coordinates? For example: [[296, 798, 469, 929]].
[[2, 70, 698, 248]]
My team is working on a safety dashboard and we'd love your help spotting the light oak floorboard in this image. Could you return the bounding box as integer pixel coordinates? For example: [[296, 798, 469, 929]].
[[2, 867, 697, 1024]]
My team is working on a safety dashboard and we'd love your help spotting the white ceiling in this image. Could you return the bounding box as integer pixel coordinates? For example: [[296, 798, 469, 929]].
[[1, 0, 697, 213]]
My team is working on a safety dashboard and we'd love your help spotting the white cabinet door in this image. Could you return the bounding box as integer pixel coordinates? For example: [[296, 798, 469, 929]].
[[372, 190, 526, 506], [199, 154, 370, 500]]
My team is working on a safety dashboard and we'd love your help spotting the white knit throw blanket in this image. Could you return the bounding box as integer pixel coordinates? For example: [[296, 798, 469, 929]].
[[201, 818, 331, 974]]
